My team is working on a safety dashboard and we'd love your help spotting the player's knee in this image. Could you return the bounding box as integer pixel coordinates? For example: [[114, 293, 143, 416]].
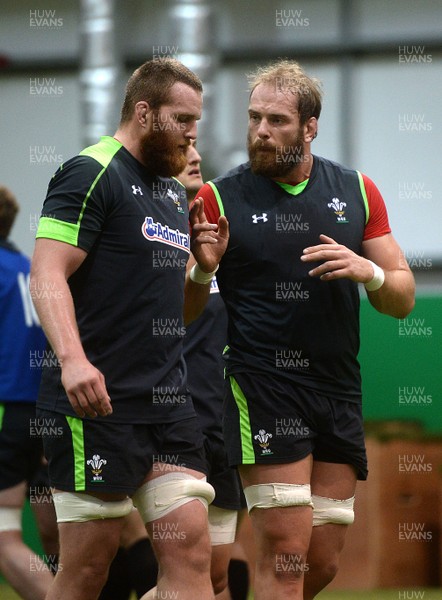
[[211, 565, 229, 595], [273, 550, 308, 583], [132, 472, 215, 524], [312, 494, 355, 527]]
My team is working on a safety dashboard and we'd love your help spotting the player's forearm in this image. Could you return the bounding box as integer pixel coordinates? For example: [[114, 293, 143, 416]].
[[29, 269, 86, 363], [366, 269, 415, 318]]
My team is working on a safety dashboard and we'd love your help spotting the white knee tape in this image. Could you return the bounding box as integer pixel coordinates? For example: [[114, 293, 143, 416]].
[[243, 483, 313, 513], [208, 505, 238, 546], [53, 492, 133, 523], [132, 473, 215, 523], [0, 507, 22, 532], [312, 494, 355, 526]]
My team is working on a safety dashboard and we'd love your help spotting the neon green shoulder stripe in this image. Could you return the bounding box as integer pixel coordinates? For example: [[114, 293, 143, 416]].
[[207, 181, 225, 216], [79, 136, 122, 169], [229, 376, 255, 464], [65, 416, 86, 491], [37, 137, 122, 246], [357, 171, 370, 225], [172, 177, 185, 188]]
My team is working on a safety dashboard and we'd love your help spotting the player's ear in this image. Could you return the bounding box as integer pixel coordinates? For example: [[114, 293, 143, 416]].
[[303, 117, 318, 143], [134, 101, 152, 128]]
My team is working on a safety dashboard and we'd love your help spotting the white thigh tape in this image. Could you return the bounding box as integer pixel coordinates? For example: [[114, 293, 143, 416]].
[[53, 492, 133, 523], [132, 473, 215, 524], [208, 505, 238, 546], [312, 494, 355, 526], [0, 507, 22, 532], [243, 483, 313, 512]]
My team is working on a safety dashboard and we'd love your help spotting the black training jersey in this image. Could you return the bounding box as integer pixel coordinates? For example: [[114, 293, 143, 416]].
[[184, 276, 227, 437], [36, 136, 194, 423], [201, 156, 380, 402]]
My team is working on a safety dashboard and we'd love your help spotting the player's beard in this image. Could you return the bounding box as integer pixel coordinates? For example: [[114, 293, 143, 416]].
[[248, 131, 306, 179], [140, 115, 188, 178]]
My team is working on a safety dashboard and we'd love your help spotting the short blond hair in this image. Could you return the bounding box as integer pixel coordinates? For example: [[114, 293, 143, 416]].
[[248, 59, 322, 125]]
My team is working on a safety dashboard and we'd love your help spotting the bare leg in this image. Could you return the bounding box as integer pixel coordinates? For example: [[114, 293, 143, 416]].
[[303, 461, 357, 599], [0, 482, 53, 600], [239, 456, 313, 600]]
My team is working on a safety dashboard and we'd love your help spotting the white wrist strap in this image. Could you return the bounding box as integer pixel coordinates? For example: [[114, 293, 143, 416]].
[[189, 263, 219, 285], [364, 260, 385, 291]]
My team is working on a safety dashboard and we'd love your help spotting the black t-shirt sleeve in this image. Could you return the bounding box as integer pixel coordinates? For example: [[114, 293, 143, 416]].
[[36, 155, 112, 252]]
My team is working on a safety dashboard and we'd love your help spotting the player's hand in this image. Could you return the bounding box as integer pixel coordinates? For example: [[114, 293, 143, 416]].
[[301, 234, 374, 283], [61, 356, 112, 418], [189, 197, 229, 273]]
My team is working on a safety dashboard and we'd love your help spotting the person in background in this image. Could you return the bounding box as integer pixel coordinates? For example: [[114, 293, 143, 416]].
[[0, 185, 58, 600]]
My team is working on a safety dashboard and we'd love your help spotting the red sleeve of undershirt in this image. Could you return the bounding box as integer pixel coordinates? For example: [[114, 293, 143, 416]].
[[361, 173, 392, 241], [190, 183, 221, 225]]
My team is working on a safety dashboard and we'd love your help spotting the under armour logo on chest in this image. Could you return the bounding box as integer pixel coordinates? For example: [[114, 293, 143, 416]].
[[252, 213, 268, 223], [132, 185, 143, 196]]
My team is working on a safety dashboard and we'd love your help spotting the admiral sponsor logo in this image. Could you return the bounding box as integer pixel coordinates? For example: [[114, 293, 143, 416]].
[[141, 217, 190, 253]]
